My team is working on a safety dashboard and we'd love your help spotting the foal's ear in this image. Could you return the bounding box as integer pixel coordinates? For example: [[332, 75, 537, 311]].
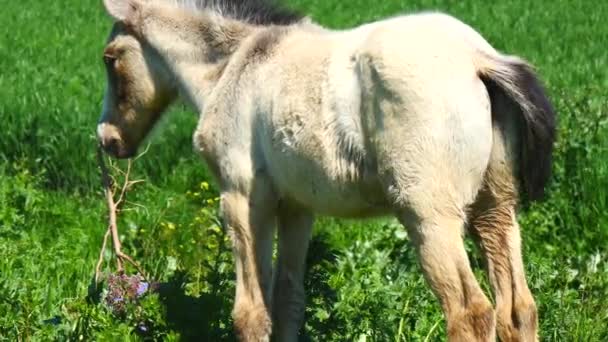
[[103, 0, 141, 22]]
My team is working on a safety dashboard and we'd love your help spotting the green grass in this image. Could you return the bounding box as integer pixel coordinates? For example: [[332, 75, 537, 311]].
[[1, 0, 607, 340]]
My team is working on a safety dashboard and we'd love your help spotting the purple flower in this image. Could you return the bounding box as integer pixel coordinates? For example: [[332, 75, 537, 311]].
[[136, 282, 149, 297], [103, 273, 151, 316]]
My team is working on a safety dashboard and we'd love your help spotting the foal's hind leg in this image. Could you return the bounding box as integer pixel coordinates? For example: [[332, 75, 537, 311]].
[[470, 174, 538, 342], [271, 205, 313, 342], [400, 211, 495, 341]]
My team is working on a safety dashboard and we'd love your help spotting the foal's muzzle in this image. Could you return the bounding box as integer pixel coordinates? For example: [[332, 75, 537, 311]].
[[97, 123, 135, 159]]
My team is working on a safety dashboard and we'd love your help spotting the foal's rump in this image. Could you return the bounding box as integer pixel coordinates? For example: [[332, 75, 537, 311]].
[[354, 13, 555, 213], [354, 15, 496, 214]]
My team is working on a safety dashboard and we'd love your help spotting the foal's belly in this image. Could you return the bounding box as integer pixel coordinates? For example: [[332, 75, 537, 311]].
[[266, 153, 391, 218]]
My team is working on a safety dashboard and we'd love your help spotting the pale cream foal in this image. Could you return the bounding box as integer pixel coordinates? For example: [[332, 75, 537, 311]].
[[97, 0, 556, 341]]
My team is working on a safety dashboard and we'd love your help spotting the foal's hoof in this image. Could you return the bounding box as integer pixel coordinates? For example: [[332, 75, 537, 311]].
[[497, 299, 538, 342], [234, 307, 272, 342], [448, 301, 496, 342]]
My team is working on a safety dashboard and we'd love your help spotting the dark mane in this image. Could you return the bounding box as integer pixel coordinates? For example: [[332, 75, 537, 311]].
[[177, 0, 304, 25]]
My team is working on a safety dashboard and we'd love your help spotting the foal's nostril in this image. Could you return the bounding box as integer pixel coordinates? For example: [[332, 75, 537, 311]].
[[97, 123, 124, 156], [103, 137, 120, 155]]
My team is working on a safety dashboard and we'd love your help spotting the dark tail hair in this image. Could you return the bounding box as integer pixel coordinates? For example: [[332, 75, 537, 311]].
[[478, 54, 557, 201]]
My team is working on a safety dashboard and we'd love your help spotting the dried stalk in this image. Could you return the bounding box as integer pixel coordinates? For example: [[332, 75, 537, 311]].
[[95, 145, 148, 283], [95, 227, 111, 284]]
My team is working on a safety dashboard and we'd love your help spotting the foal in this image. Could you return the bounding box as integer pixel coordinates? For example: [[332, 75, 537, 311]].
[[97, 0, 556, 341]]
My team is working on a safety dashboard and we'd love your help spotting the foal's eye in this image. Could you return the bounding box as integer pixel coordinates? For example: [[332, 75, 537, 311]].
[[103, 55, 117, 67]]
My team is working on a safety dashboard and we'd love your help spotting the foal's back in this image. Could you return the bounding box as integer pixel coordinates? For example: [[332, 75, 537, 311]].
[[248, 13, 494, 217]]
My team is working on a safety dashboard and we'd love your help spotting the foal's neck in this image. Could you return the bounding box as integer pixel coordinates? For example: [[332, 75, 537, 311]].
[[141, 5, 256, 111]]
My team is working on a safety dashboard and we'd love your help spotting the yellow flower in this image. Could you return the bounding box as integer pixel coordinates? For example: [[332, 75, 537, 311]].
[[200, 182, 210, 191]]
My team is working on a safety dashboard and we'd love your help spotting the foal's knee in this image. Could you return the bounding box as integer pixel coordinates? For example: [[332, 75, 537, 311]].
[[448, 299, 496, 342], [233, 302, 272, 342], [497, 294, 538, 342]]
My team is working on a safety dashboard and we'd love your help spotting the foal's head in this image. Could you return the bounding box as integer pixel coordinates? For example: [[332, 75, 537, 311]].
[[97, 19, 177, 159], [97, 0, 303, 158]]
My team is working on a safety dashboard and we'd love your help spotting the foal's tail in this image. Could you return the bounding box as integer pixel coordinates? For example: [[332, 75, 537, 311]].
[[476, 52, 557, 201]]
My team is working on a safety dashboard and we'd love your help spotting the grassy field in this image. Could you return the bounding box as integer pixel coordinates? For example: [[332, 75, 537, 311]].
[[1, 0, 607, 340]]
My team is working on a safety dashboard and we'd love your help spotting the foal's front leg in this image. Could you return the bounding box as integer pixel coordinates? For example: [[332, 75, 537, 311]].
[[221, 190, 276, 342]]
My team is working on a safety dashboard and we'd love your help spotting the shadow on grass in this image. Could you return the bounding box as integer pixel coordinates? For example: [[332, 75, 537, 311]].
[[157, 270, 236, 341], [151, 230, 342, 342], [299, 230, 342, 341]]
